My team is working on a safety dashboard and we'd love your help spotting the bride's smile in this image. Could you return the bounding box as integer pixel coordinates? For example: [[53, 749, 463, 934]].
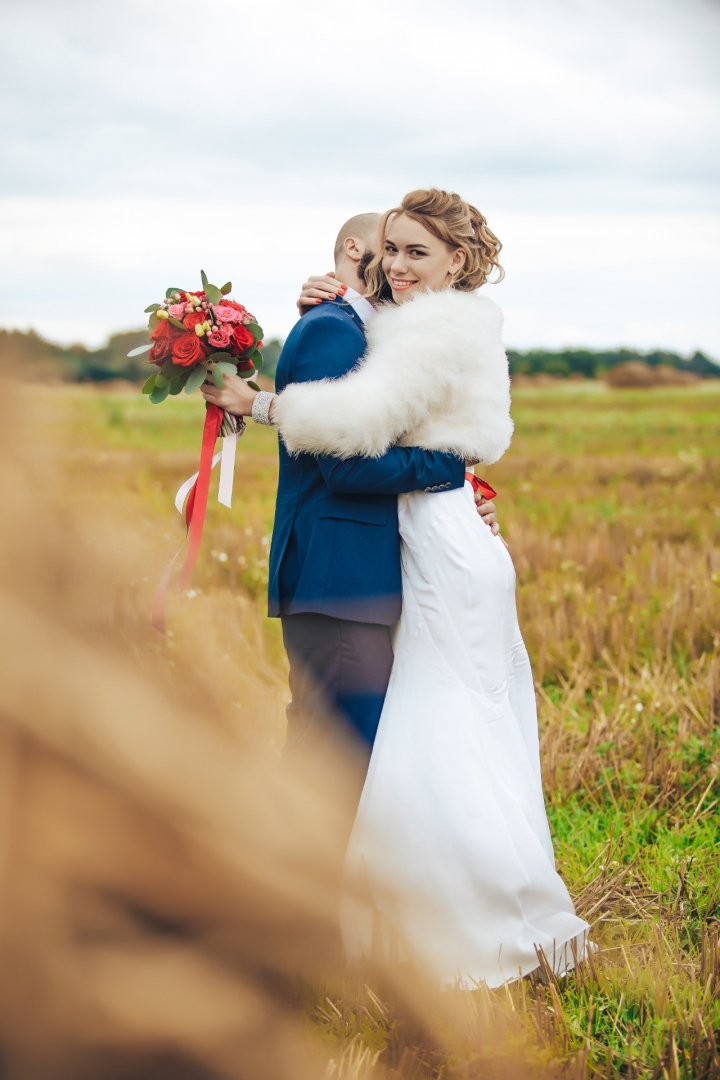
[[382, 213, 467, 302]]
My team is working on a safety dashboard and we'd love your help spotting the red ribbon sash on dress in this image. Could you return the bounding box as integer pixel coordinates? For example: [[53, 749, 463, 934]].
[[151, 403, 224, 634], [465, 472, 497, 501]]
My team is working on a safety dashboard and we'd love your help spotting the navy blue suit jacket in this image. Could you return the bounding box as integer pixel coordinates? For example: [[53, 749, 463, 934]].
[[267, 299, 465, 625]]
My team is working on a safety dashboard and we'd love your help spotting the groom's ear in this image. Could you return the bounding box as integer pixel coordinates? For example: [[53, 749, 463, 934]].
[[342, 236, 365, 264]]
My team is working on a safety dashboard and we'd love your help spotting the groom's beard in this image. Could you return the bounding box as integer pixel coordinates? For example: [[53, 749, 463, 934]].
[[357, 250, 394, 302]]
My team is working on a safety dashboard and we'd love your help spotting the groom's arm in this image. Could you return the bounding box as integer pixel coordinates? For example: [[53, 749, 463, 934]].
[[318, 447, 465, 496]]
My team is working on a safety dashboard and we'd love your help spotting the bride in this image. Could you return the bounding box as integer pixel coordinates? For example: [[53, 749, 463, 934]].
[[230, 188, 588, 987]]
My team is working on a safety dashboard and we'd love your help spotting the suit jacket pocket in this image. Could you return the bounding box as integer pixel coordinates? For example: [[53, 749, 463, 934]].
[[316, 496, 389, 526]]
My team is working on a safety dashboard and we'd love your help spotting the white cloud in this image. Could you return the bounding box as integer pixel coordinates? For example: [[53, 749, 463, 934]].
[[0, 0, 718, 353]]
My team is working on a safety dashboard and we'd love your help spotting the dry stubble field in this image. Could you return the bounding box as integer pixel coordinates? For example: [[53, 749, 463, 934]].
[[52, 380, 720, 1077]]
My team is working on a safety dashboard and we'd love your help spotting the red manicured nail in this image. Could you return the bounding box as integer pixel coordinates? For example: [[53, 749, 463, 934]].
[[339, 285, 347, 294], [329, 294, 336, 299], [315, 298, 322, 304]]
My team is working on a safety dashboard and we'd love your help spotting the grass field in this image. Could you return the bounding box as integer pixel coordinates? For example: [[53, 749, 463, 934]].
[[52, 380, 720, 1078]]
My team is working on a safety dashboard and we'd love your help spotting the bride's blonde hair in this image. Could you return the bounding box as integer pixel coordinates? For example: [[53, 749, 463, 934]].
[[364, 188, 504, 301]]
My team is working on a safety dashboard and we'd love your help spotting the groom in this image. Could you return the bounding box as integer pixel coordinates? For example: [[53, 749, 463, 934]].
[[202, 213, 499, 763]]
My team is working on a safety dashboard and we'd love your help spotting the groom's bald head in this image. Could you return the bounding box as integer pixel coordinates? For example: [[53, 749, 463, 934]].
[[333, 213, 382, 294], [333, 213, 382, 264]]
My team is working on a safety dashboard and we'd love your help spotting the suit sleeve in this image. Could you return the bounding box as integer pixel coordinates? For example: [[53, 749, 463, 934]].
[[317, 447, 466, 496]]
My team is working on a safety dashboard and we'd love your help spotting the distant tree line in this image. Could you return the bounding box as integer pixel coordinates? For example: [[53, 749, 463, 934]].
[[0, 328, 284, 383], [0, 327, 717, 383], [508, 347, 718, 379]]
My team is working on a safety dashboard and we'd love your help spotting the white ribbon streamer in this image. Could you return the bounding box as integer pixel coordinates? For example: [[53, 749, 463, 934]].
[[173, 413, 244, 517], [174, 451, 222, 516], [218, 432, 237, 509]]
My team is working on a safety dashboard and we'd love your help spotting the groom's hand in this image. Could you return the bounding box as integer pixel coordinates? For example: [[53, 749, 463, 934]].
[[201, 371, 258, 416]]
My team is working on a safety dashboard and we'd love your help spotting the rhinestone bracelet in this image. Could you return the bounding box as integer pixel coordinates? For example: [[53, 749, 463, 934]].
[[251, 390, 275, 426]]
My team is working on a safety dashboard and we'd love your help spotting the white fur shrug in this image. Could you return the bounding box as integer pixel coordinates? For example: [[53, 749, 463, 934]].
[[273, 288, 513, 465]]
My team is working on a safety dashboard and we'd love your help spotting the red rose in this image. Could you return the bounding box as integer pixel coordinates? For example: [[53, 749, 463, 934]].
[[149, 339, 170, 364], [151, 317, 183, 343], [150, 317, 184, 362], [229, 323, 255, 355], [236, 358, 254, 372], [171, 332, 207, 367], [183, 311, 206, 332]]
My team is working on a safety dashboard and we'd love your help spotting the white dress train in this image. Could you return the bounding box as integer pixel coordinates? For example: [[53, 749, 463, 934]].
[[340, 479, 589, 988]]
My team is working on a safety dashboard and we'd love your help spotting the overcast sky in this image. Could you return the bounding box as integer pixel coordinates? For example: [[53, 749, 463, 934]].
[[1, 0, 719, 354]]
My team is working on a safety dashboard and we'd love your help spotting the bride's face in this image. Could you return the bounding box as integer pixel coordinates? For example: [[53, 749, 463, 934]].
[[382, 214, 466, 303]]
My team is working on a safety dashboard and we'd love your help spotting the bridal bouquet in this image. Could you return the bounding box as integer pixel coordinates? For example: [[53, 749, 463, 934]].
[[128, 272, 264, 633], [129, 271, 263, 424]]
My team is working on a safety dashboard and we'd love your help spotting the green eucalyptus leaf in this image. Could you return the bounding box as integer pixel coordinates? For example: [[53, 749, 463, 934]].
[[205, 352, 230, 363], [185, 364, 207, 394], [253, 354, 263, 370], [220, 281, 232, 295], [144, 303, 161, 313], [165, 287, 184, 299], [247, 381, 261, 392], [240, 368, 255, 380], [212, 366, 224, 389], [154, 373, 169, 388], [168, 316, 185, 330], [200, 270, 208, 289], [205, 283, 222, 306], [160, 360, 190, 378], [142, 373, 157, 395], [127, 343, 152, 358], [148, 313, 160, 330], [149, 382, 170, 404], [168, 377, 184, 395], [245, 322, 263, 341], [215, 360, 237, 375]]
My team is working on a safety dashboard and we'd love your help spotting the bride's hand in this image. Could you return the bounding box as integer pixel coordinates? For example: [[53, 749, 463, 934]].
[[297, 273, 347, 314], [475, 495, 500, 535], [475, 496, 509, 549]]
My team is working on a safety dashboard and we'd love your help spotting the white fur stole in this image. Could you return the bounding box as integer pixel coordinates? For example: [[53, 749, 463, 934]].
[[272, 288, 513, 465]]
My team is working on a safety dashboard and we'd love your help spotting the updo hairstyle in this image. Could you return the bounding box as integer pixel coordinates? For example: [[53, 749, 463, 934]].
[[364, 188, 504, 301]]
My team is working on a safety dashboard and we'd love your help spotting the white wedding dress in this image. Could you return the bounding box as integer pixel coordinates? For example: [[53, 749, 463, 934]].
[[273, 288, 589, 987], [340, 480, 589, 987]]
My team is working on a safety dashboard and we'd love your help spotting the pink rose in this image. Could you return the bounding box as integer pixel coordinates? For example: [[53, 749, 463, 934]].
[[207, 326, 232, 349], [168, 303, 186, 319], [214, 303, 245, 324]]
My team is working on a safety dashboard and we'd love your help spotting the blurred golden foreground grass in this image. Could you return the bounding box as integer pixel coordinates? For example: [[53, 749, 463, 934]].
[[1, 379, 719, 1079]]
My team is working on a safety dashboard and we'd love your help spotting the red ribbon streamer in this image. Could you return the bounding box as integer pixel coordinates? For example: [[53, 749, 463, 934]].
[[152, 403, 223, 634], [465, 472, 497, 501]]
